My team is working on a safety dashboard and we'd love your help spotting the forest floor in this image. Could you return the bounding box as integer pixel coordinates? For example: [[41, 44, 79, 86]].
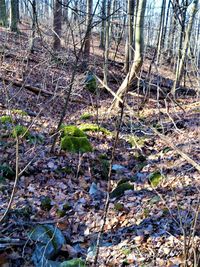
[[0, 26, 200, 267]]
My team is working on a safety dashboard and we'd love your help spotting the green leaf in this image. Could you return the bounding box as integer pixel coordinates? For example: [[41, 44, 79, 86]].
[[110, 182, 134, 198], [162, 147, 172, 154], [60, 258, 85, 267], [149, 171, 163, 187]]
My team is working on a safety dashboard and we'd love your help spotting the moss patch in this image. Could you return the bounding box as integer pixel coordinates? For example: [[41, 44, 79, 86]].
[[11, 109, 28, 116], [0, 115, 12, 124], [60, 125, 86, 137], [128, 135, 147, 148], [79, 123, 111, 135], [12, 125, 29, 138], [80, 113, 92, 120], [61, 136, 93, 153]]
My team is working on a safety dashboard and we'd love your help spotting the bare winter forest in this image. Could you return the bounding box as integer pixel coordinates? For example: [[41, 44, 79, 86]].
[[0, 0, 200, 266]]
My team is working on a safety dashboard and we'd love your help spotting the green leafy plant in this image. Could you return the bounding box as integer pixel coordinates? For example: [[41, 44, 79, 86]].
[[12, 125, 29, 138], [0, 163, 15, 182], [40, 196, 52, 211], [27, 133, 45, 144], [0, 115, 12, 124]]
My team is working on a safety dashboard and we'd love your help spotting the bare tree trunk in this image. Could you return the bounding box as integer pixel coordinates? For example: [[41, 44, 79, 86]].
[[103, 0, 111, 85], [100, 0, 106, 48], [30, 0, 37, 53], [167, 7, 176, 62], [162, 0, 171, 50], [10, 0, 19, 32], [0, 0, 7, 26], [156, 0, 166, 64], [172, 0, 199, 95], [45, 0, 50, 18], [83, 0, 93, 56], [111, 0, 147, 109], [125, 0, 135, 73], [53, 0, 62, 50], [62, 0, 68, 22]]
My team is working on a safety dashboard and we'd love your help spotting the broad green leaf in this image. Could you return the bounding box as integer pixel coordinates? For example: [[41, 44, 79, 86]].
[[110, 182, 134, 198], [149, 171, 163, 187]]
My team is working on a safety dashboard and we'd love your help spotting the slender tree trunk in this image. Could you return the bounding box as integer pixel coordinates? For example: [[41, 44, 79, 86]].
[[125, 0, 134, 73], [0, 0, 7, 27], [100, 0, 106, 48], [83, 0, 93, 56], [156, 0, 166, 64], [16, 0, 20, 22], [30, 0, 37, 53], [103, 0, 111, 85], [63, 0, 69, 22], [45, 0, 49, 18], [53, 0, 62, 50], [162, 0, 171, 50], [167, 7, 176, 62], [111, 0, 147, 109], [10, 0, 19, 32], [172, 0, 199, 95]]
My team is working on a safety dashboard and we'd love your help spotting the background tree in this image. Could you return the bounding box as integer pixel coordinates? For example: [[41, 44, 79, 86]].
[[124, 0, 135, 73], [0, 0, 7, 27], [99, 0, 106, 48], [30, 0, 37, 53], [10, 0, 19, 32], [53, 0, 62, 50], [83, 0, 93, 57], [172, 0, 199, 94], [111, 0, 147, 109]]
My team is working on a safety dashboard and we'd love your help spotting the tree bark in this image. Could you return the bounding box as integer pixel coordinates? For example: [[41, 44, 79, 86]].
[[10, 0, 19, 32], [0, 0, 7, 27], [103, 0, 111, 85], [172, 0, 199, 95], [83, 0, 93, 57], [100, 0, 106, 48], [53, 0, 62, 50], [30, 0, 37, 53], [125, 0, 135, 73], [111, 0, 147, 109]]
